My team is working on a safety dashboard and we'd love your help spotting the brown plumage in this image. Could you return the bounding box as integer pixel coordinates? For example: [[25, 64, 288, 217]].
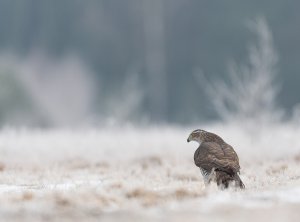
[[187, 129, 245, 189]]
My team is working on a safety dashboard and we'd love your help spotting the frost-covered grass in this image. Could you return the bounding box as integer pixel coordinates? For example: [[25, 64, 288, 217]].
[[0, 124, 300, 221]]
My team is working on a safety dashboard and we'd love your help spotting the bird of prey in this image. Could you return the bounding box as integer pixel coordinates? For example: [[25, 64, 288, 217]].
[[187, 129, 245, 189]]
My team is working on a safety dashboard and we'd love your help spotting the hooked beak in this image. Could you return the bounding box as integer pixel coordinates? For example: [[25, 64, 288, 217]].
[[187, 137, 190, 143]]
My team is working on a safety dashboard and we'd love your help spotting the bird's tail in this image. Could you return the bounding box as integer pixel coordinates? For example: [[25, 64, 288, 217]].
[[215, 170, 245, 189], [234, 174, 245, 189]]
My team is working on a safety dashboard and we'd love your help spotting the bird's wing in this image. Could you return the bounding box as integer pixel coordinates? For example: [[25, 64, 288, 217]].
[[194, 142, 240, 175], [222, 143, 240, 169]]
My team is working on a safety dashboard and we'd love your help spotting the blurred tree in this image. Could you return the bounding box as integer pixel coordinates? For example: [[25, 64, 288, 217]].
[[196, 18, 283, 124], [0, 70, 41, 126], [0, 0, 298, 125], [143, 0, 167, 121]]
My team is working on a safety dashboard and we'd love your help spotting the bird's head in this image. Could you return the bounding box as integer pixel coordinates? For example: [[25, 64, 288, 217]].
[[187, 129, 207, 144]]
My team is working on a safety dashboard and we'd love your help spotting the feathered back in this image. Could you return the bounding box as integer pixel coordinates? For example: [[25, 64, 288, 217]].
[[188, 129, 244, 189]]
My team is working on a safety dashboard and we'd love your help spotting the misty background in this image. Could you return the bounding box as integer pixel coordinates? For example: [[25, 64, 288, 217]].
[[0, 0, 299, 127]]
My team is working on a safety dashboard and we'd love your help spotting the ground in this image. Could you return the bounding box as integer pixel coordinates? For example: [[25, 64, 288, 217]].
[[0, 124, 300, 221]]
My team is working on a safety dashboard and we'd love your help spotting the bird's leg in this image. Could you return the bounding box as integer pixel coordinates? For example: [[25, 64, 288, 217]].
[[207, 168, 216, 184], [201, 167, 216, 187], [200, 168, 210, 186]]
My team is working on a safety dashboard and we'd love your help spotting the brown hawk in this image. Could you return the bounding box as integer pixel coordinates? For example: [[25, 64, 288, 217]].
[[187, 129, 245, 189]]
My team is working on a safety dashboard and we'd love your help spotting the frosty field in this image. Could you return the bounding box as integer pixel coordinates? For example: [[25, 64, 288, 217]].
[[1, 124, 300, 221]]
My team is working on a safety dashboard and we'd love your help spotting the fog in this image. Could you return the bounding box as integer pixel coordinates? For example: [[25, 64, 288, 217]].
[[0, 17, 297, 127], [0, 1, 300, 222], [0, 1, 299, 126]]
